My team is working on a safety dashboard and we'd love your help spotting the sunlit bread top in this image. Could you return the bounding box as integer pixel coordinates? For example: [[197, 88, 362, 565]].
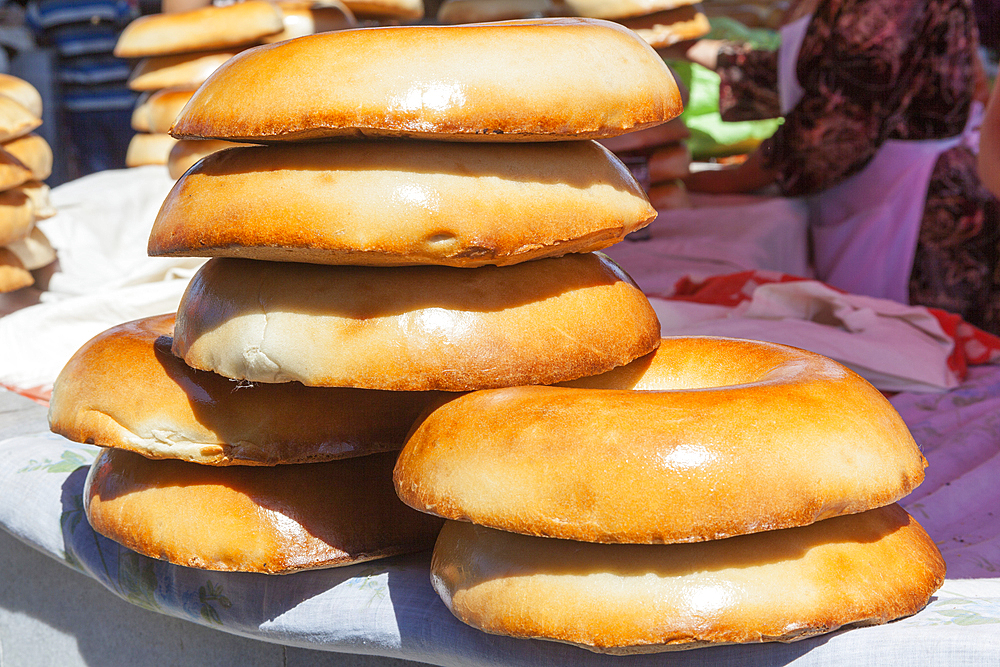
[[170, 18, 682, 143], [395, 336, 927, 543]]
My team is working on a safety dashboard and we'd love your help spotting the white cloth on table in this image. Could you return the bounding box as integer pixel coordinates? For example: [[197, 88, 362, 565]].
[[651, 279, 960, 393], [0, 166, 204, 393], [602, 193, 811, 297]]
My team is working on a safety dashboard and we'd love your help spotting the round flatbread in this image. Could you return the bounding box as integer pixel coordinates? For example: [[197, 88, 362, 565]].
[[85, 448, 444, 573], [149, 140, 654, 266], [49, 314, 444, 466], [395, 337, 926, 543], [172, 253, 661, 390], [114, 1, 284, 58], [171, 18, 682, 142], [431, 505, 945, 653]]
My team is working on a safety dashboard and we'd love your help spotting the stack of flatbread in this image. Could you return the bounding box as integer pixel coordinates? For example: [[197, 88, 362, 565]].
[[0, 74, 56, 293], [394, 336, 945, 652], [49, 18, 676, 575], [118, 0, 355, 178], [48, 17, 944, 654]]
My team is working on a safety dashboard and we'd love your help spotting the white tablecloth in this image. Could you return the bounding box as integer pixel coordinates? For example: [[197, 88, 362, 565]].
[[2, 362, 1000, 665]]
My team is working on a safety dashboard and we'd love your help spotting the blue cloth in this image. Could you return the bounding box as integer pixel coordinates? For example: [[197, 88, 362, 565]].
[[64, 107, 134, 174]]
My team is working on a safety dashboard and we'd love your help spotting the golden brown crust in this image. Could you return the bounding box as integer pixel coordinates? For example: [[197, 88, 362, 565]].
[[171, 19, 682, 142], [128, 50, 239, 92], [85, 448, 445, 573], [166, 139, 244, 179], [149, 140, 654, 266], [2, 133, 53, 182], [262, 1, 357, 43], [618, 5, 711, 48], [172, 254, 660, 390], [0, 145, 32, 190], [0, 189, 34, 247], [125, 133, 178, 167], [130, 92, 152, 132], [49, 314, 445, 465], [0, 74, 42, 117], [0, 247, 33, 292], [141, 87, 197, 134], [395, 337, 927, 543], [431, 506, 945, 652], [114, 1, 284, 58], [0, 95, 41, 143], [342, 0, 423, 20]]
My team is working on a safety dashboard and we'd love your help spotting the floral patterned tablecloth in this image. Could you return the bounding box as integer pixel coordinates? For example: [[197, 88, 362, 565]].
[[2, 364, 1000, 666]]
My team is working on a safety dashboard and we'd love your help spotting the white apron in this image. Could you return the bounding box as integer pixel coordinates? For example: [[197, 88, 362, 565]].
[[778, 14, 982, 303]]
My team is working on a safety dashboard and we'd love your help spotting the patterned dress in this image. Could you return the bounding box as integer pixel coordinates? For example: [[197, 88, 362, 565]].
[[716, 0, 1000, 334]]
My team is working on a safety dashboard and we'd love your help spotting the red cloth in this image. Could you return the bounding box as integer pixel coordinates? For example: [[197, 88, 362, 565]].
[[669, 271, 1000, 380]]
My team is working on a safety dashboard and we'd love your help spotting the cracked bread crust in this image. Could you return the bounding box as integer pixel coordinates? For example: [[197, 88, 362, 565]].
[[171, 253, 660, 390], [48, 314, 443, 465]]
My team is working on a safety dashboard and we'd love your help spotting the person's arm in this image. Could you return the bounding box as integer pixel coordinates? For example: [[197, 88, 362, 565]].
[[682, 148, 778, 194], [979, 82, 1000, 198], [658, 39, 726, 71]]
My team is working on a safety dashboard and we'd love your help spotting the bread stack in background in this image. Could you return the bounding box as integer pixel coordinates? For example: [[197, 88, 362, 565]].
[[0, 73, 56, 294], [340, 0, 424, 22], [119, 2, 362, 179], [569, 0, 705, 212], [49, 18, 677, 575], [436, 0, 709, 49], [262, 0, 356, 42], [117, 1, 286, 175], [394, 337, 946, 653]]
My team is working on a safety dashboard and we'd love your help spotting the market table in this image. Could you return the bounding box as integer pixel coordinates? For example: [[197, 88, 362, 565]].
[[2, 367, 1000, 666], [2, 168, 999, 665]]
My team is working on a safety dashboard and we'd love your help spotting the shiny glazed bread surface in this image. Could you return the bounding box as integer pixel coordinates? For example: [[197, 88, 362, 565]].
[[430, 505, 945, 652], [149, 140, 654, 266], [395, 336, 926, 542]]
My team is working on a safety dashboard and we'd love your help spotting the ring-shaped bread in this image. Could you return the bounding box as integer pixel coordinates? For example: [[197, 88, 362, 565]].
[[394, 336, 927, 543], [431, 505, 945, 653], [49, 314, 443, 465], [170, 18, 682, 143], [172, 253, 660, 391]]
